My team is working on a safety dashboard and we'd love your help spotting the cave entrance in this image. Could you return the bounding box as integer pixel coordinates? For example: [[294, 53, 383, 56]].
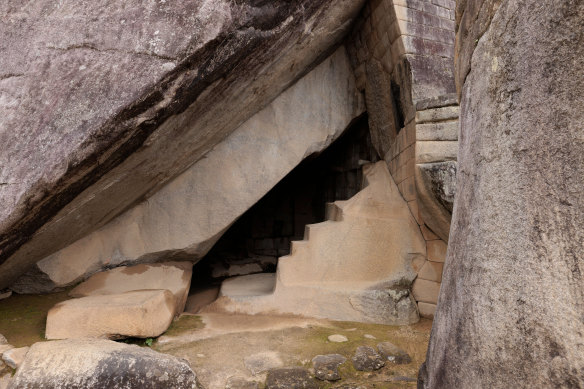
[[184, 114, 378, 313]]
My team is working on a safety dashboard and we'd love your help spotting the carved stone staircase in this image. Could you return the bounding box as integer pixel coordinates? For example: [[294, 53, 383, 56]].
[[208, 161, 426, 325]]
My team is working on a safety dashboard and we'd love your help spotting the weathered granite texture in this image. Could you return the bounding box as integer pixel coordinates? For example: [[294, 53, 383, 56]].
[[11, 47, 364, 292], [0, 0, 365, 289], [421, 0, 584, 387], [8, 339, 202, 388]]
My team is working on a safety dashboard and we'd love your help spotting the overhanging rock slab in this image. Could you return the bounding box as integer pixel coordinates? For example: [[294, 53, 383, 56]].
[[12, 47, 365, 292]]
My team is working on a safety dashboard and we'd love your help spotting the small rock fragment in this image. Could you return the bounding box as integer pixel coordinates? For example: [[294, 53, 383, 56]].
[[328, 334, 348, 343], [0, 335, 6, 345], [351, 346, 384, 371], [312, 354, 346, 381], [364, 334, 376, 339], [377, 342, 412, 364], [265, 367, 317, 389], [2, 346, 29, 369]]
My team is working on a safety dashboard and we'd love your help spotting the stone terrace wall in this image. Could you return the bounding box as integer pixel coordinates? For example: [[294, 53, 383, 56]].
[[346, 0, 458, 318]]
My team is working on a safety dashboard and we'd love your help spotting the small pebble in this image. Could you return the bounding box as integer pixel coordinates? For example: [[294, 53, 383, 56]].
[[328, 334, 348, 343]]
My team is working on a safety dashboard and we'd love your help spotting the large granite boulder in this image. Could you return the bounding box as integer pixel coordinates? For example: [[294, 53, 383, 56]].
[[8, 339, 202, 388], [421, 0, 584, 388], [0, 0, 365, 290]]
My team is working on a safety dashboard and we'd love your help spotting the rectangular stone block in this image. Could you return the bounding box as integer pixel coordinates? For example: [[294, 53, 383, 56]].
[[415, 141, 458, 163], [397, 20, 454, 45], [427, 239, 448, 262], [421, 224, 439, 240], [416, 121, 458, 141], [400, 176, 416, 201], [416, 105, 460, 123], [418, 260, 444, 282], [399, 35, 454, 58], [412, 279, 441, 304], [407, 200, 424, 225], [405, 120, 416, 146], [418, 302, 437, 319], [46, 290, 175, 340]]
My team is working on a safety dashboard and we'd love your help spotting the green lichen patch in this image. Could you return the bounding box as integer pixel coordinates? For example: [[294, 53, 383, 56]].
[[0, 290, 71, 347]]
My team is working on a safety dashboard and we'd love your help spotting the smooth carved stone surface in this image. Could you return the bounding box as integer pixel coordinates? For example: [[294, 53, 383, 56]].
[[423, 0, 584, 388], [8, 339, 201, 389], [13, 47, 365, 292], [46, 290, 175, 340], [312, 354, 347, 381], [351, 346, 384, 372], [415, 161, 456, 242], [66, 262, 192, 315], [0, 0, 365, 290], [265, 368, 317, 389], [377, 342, 411, 364], [213, 162, 423, 325]]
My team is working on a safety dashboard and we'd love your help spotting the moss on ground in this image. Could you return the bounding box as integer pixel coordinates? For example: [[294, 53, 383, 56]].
[[0, 290, 71, 347], [163, 314, 205, 338]]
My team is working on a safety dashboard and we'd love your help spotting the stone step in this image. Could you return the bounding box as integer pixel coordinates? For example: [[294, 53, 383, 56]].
[[219, 273, 276, 298], [303, 221, 335, 241], [290, 240, 309, 256]]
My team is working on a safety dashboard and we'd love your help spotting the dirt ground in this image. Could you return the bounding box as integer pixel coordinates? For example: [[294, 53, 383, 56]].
[[156, 313, 431, 388], [0, 292, 431, 388]]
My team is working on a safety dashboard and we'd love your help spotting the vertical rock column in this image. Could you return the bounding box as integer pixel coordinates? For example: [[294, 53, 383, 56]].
[[421, 0, 584, 387]]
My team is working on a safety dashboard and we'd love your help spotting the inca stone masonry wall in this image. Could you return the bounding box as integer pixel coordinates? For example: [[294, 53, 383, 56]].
[[346, 0, 458, 317]]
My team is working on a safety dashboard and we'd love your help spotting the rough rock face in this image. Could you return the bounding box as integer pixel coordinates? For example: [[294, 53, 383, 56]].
[[0, 0, 365, 289], [415, 161, 456, 242], [421, 0, 584, 388], [8, 339, 201, 388], [11, 47, 364, 293]]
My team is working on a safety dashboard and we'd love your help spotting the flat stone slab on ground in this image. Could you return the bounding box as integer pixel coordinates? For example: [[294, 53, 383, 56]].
[[8, 339, 201, 388], [70, 262, 193, 315], [351, 346, 385, 371], [377, 341, 412, 364], [328, 334, 348, 343], [265, 367, 317, 389], [46, 289, 175, 339], [312, 354, 347, 381]]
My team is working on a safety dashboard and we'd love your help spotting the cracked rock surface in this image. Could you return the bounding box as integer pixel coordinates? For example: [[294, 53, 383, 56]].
[[0, 0, 364, 289]]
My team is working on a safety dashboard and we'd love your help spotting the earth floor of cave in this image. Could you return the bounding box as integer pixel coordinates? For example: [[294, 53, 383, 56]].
[[0, 291, 431, 388]]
